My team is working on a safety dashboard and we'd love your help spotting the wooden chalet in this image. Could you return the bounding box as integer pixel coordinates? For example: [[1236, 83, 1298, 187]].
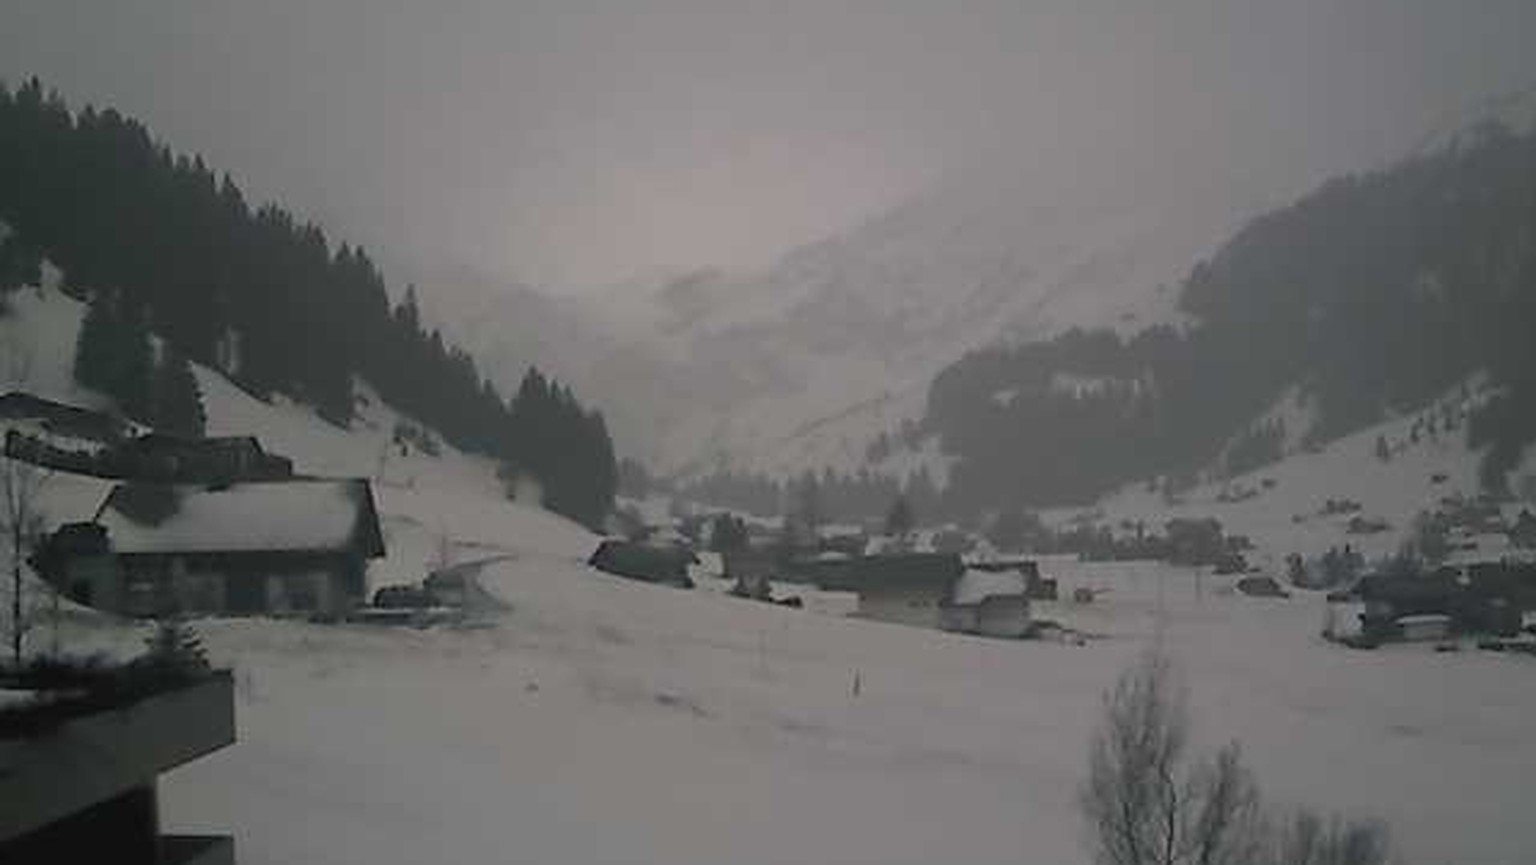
[[40, 479, 384, 618]]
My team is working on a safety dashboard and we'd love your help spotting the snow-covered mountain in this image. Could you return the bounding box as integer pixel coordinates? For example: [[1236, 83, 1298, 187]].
[[453, 165, 1260, 479]]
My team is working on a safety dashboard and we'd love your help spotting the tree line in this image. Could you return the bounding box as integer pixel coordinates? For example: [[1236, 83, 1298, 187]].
[[0, 78, 616, 527], [924, 120, 1536, 515], [674, 465, 942, 527]]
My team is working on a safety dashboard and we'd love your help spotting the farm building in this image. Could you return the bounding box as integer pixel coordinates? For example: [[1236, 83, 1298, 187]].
[[38, 478, 384, 618], [816, 553, 965, 629], [588, 540, 696, 588], [0, 391, 128, 442], [722, 548, 778, 599], [941, 568, 1032, 638], [1510, 509, 1536, 550], [1329, 564, 1536, 643]]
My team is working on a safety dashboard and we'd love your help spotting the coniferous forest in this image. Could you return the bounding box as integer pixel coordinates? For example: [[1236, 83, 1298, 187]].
[[925, 121, 1536, 515], [0, 78, 616, 528]]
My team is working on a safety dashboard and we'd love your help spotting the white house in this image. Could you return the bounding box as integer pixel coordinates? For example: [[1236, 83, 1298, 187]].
[[815, 554, 1031, 637], [941, 568, 1032, 638]]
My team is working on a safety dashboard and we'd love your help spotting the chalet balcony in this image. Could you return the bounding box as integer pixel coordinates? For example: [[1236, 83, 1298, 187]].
[[0, 672, 236, 864]]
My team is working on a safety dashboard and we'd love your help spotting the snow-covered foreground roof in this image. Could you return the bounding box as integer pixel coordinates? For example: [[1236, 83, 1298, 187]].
[[81, 529, 1533, 865], [95, 480, 382, 556]]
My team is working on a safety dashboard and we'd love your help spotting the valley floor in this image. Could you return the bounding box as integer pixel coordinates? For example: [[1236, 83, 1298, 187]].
[[50, 513, 1531, 865]]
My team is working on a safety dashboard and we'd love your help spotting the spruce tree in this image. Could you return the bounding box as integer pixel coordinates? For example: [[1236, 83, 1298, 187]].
[[114, 308, 156, 423], [885, 494, 914, 537], [151, 346, 206, 437], [73, 294, 115, 393]]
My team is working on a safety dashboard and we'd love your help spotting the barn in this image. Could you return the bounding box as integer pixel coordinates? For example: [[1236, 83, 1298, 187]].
[[941, 568, 1033, 638], [816, 553, 965, 629]]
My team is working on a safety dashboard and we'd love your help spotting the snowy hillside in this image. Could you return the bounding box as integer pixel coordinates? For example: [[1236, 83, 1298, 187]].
[[1066, 382, 1536, 566], [411, 270, 682, 472], [437, 166, 1261, 479], [628, 171, 1251, 478], [1, 280, 589, 592]]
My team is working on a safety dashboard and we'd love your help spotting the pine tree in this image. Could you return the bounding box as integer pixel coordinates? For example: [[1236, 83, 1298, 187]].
[[0, 233, 41, 293], [114, 307, 156, 423], [709, 513, 748, 553], [884, 494, 914, 537], [73, 294, 115, 392], [72, 293, 153, 420], [141, 617, 209, 674], [988, 508, 1027, 552], [150, 346, 206, 437]]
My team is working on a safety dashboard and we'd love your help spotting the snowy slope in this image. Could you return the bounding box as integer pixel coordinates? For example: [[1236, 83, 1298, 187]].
[[1063, 383, 1536, 567], [435, 165, 1260, 478], [635, 172, 1250, 479], [1, 281, 588, 592]]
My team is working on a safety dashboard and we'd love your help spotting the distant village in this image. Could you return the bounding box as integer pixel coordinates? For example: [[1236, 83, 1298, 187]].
[[6, 389, 1536, 653]]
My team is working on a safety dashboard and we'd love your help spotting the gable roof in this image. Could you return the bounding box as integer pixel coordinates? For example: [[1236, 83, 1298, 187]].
[[95, 479, 385, 557], [951, 568, 1026, 605]]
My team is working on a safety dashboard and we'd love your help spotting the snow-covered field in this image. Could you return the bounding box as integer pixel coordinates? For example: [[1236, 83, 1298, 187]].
[[71, 552, 1520, 865], [9, 280, 1536, 865]]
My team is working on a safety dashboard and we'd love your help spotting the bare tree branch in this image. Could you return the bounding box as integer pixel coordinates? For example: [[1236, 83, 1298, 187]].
[[1079, 652, 1390, 865]]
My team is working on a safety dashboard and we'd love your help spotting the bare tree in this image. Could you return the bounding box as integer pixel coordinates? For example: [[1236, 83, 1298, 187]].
[[1082, 651, 1264, 865], [1081, 652, 1392, 865], [2, 455, 48, 666], [1269, 809, 1390, 865]]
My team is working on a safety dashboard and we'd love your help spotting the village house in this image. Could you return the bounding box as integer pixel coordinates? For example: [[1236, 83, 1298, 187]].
[[1330, 563, 1536, 643], [816, 553, 965, 629], [1510, 509, 1536, 551], [0, 391, 128, 442], [588, 539, 696, 588], [38, 478, 385, 618], [2, 392, 294, 484], [2, 392, 132, 478], [816, 553, 1036, 637], [968, 558, 1058, 600], [722, 548, 778, 599], [941, 567, 1033, 638]]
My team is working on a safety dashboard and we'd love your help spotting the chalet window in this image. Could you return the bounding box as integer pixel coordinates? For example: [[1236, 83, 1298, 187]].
[[285, 573, 321, 611]]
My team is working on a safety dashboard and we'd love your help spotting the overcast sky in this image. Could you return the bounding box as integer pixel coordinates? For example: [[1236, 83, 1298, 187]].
[[3, 0, 1535, 288]]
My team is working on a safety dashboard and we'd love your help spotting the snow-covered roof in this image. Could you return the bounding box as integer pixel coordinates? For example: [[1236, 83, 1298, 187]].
[[951, 568, 1026, 606], [96, 479, 384, 557]]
